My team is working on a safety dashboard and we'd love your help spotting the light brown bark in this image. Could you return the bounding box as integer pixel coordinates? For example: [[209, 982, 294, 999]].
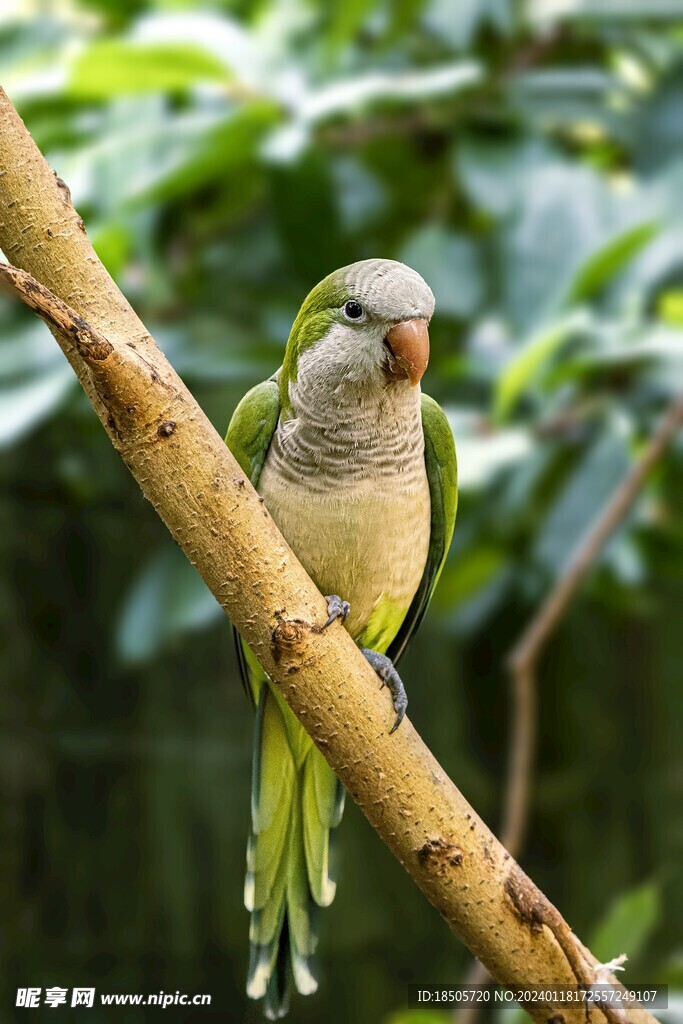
[[0, 87, 658, 1024]]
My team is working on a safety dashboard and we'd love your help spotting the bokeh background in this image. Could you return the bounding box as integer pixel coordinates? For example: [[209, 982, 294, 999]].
[[1, 0, 683, 1021]]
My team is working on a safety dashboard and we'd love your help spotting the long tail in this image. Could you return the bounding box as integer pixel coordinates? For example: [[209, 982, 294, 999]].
[[245, 680, 345, 1019]]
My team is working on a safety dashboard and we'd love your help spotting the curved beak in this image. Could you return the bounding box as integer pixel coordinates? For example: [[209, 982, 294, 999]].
[[384, 318, 430, 387]]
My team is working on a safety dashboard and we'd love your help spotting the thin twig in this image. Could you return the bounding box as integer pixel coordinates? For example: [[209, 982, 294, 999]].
[[502, 396, 683, 857], [459, 397, 683, 1020], [0, 263, 113, 361]]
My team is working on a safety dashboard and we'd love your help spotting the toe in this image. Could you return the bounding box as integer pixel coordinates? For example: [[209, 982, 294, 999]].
[[390, 701, 407, 734], [323, 595, 351, 631]]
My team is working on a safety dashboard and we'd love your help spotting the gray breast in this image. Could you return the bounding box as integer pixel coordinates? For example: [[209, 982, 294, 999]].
[[257, 371, 431, 636]]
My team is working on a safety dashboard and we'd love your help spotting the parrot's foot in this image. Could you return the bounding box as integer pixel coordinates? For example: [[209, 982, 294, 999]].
[[360, 649, 407, 734], [322, 594, 351, 631]]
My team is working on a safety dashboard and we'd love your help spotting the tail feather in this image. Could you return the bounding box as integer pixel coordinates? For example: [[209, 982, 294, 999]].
[[264, 917, 290, 1020], [247, 901, 285, 1002], [302, 748, 343, 906], [245, 678, 344, 1016], [246, 683, 294, 916], [251, 681, 294, 836]]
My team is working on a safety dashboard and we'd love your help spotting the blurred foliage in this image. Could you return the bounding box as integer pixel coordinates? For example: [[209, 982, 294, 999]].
[[1, 0, 683, 1021]]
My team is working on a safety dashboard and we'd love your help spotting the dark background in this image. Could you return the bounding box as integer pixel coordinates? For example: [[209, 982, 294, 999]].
[[1, 1, 682, 1022]]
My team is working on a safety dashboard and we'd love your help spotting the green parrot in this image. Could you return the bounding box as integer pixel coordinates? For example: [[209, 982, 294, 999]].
[[225, 258, 457, 1018]]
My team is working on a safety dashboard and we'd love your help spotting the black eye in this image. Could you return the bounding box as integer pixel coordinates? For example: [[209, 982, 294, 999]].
[[342, 300, 364, 321]]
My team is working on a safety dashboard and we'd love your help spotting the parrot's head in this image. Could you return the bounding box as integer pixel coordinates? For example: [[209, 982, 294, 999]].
[[281, 259, 435, 405]]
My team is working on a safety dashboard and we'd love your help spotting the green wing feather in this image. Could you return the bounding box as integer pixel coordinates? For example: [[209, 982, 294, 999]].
[[226, 376, 280, 706], [225, 373, 281, 487], [388, 393, 457, 665], [225, 375, 344, 1019]]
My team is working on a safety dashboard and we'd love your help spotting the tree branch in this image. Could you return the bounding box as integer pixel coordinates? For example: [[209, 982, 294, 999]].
[[0, 86, 658, 1024]]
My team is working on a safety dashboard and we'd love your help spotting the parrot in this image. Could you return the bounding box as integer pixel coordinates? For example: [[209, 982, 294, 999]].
[[225, 258, 457, 1019]]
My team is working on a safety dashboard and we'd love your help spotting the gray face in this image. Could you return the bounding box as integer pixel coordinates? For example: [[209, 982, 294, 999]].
[[297, 260, 435, 393], [341, 259, 435, 325]]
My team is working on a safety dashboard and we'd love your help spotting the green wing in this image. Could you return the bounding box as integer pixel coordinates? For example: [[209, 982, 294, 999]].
[[225, 373, 281, 487], [387, 392, 457, 665], [225, 374, 281, 706]]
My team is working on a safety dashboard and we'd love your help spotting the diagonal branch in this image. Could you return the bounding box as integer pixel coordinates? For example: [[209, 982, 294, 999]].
[[0, 86, 659, 1024]]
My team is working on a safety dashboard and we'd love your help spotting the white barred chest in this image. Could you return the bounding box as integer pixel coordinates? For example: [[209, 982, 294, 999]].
[[258, 451, 431, 640]]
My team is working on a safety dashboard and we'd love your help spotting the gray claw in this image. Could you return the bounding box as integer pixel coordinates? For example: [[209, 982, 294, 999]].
[[322, 594, 351, 631], [360, 648, 408, 734]]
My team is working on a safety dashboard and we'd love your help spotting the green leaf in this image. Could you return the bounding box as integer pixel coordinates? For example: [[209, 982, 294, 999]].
[[566, 222, 659, 304], [264, 62, 482, 161], [500, 164, 610, 332], [116, 546, 222, 664], [427, 0, 512, 48], [544, 328, 683, 392], [325, 0, 375, 51], [332, 155, 386, 232], [68, 41, 231, 99], [589, 880, 662, 964], [385, 1011, 451, 1024], [535, 428, 631, 578], [494, 312, 588, 421], [658, 289, 683, 326], [455, 135, 554, 217], [269, 149, 347, 281], [0, 321, 65, 379], [635, 64, 683, 174], [0, 364, 74, 448], [434, 546, 506, 610], [91, 222, 132, 280], [528, 0, 683, 21], [135, 102, 280, 204], [299, 62, 483, 119], [399, 225, 484, 320], [449, 416, 533, 490]]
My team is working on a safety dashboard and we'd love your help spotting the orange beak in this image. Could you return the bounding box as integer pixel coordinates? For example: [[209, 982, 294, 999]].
[[384, 318, 430, 387]]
